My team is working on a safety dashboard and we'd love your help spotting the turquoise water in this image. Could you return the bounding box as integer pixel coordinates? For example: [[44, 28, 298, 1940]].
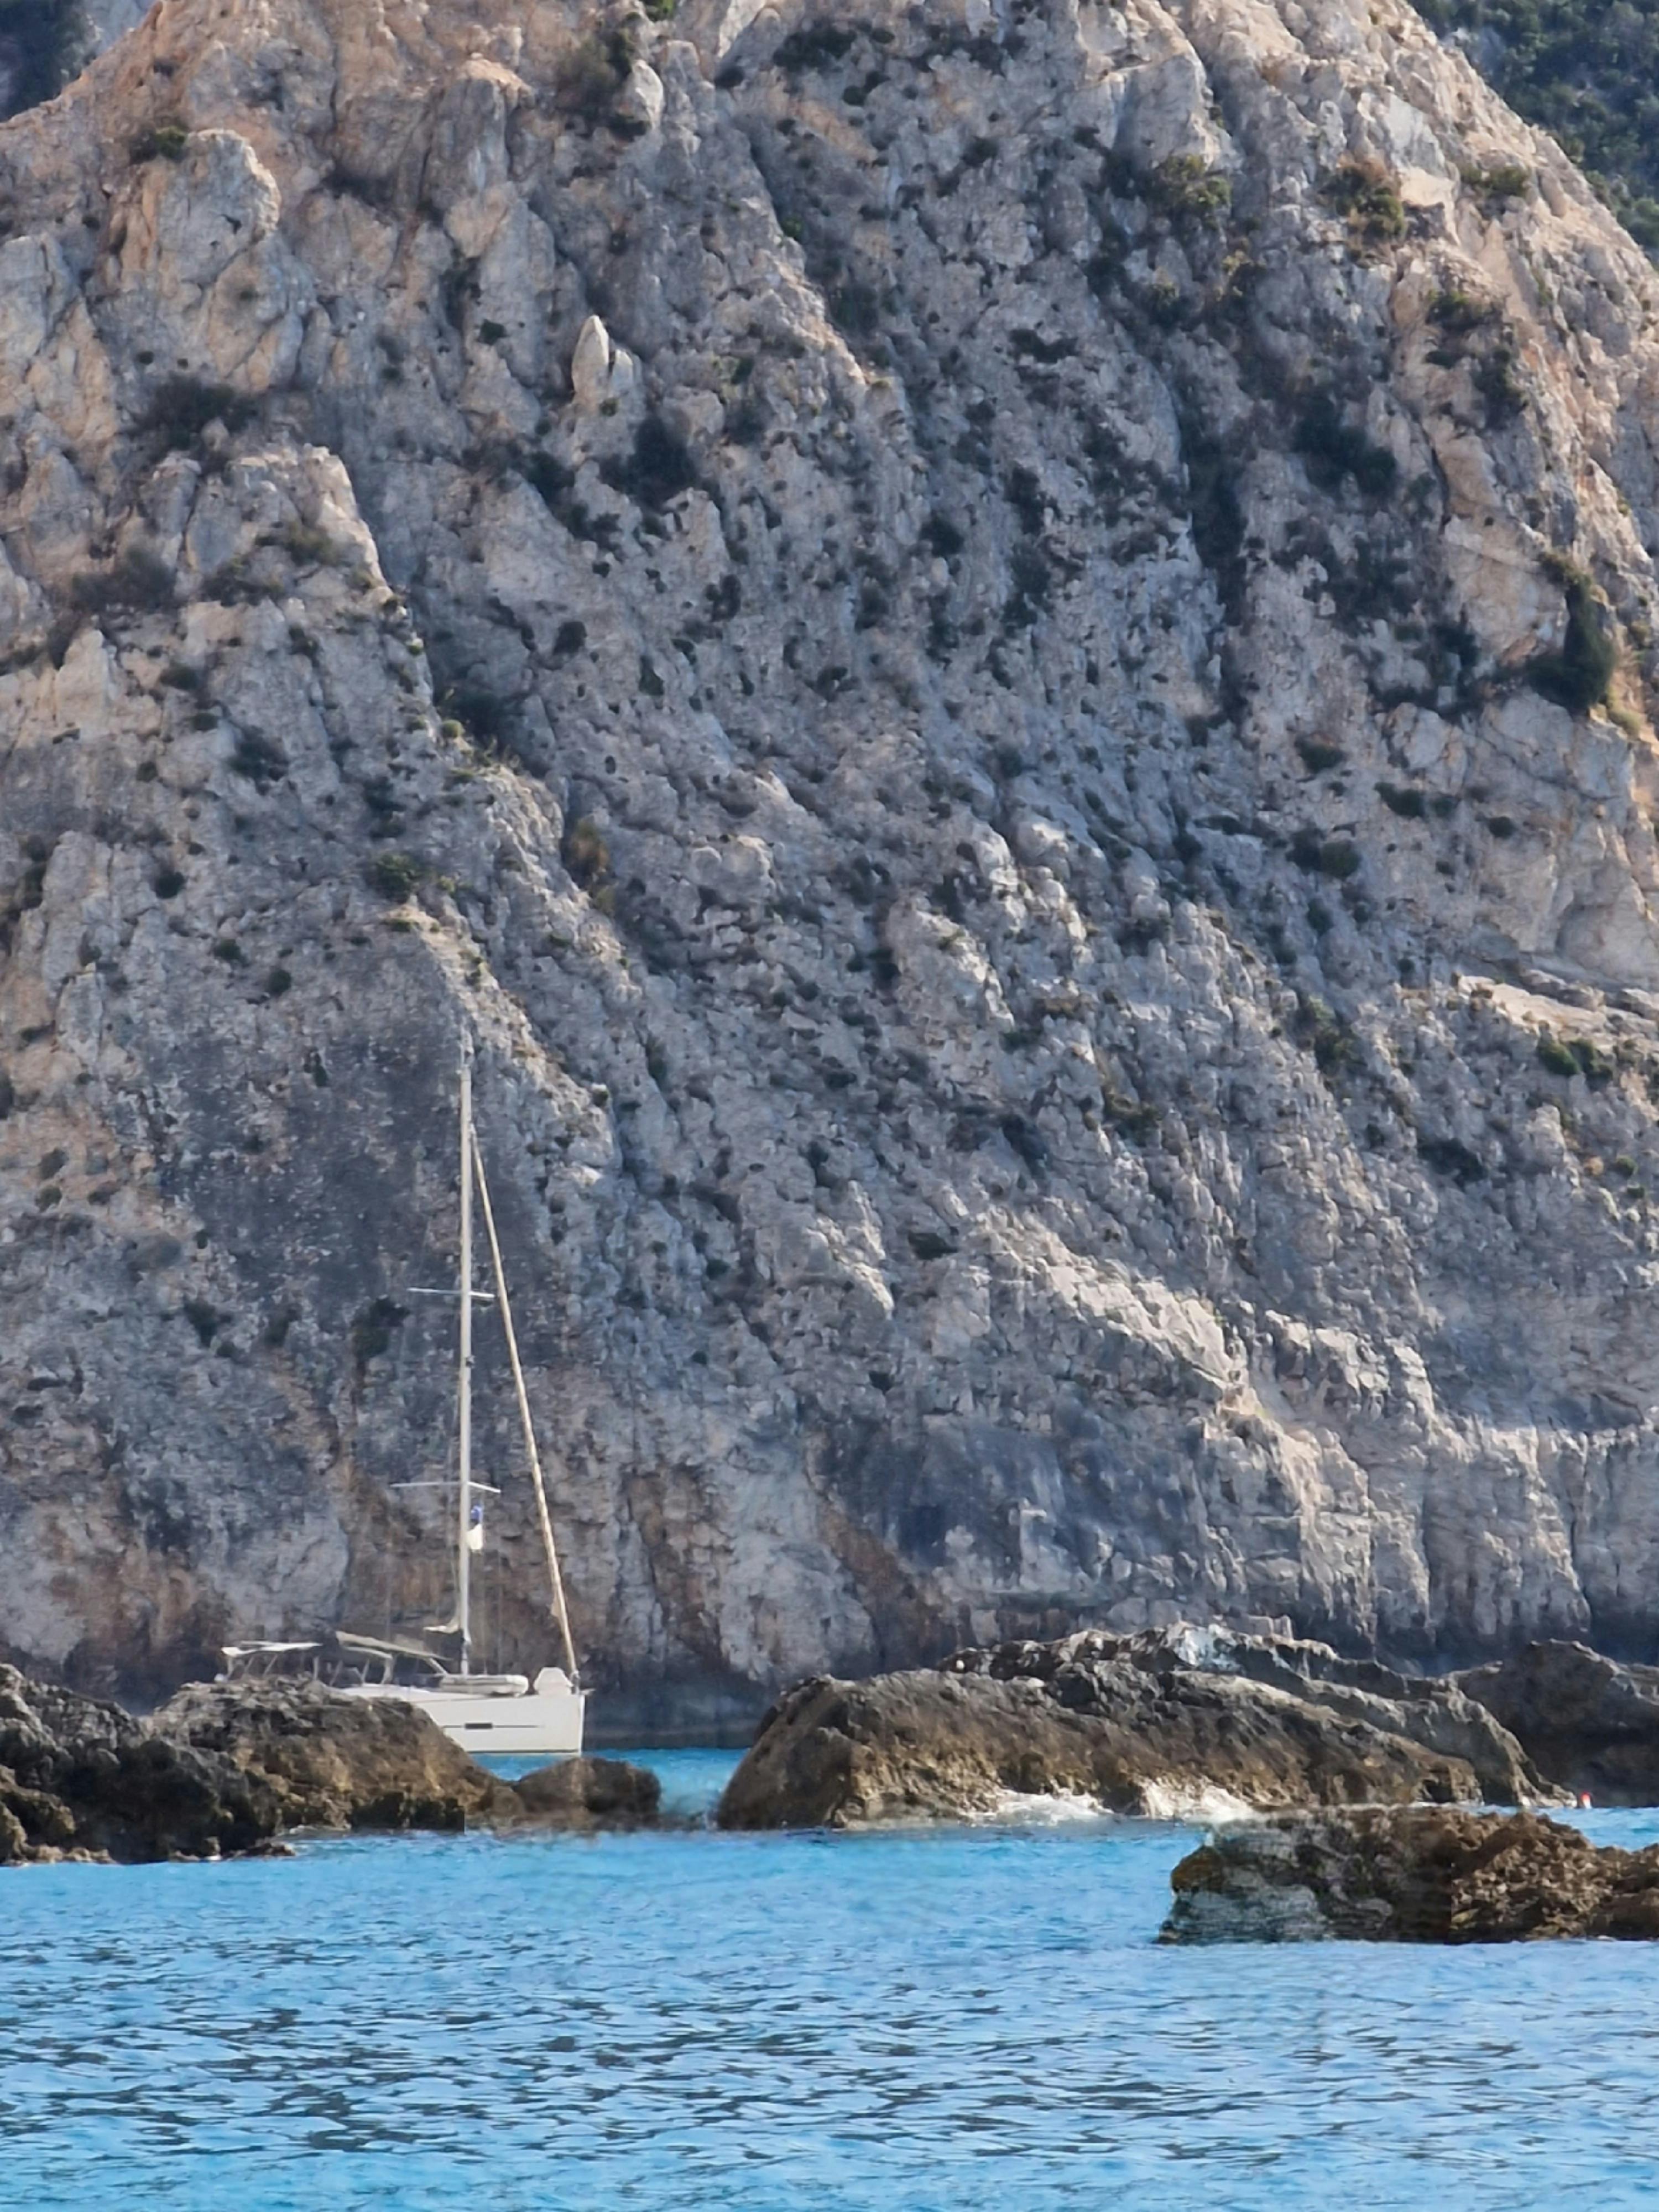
[[6, 1754, 1659, 2211]]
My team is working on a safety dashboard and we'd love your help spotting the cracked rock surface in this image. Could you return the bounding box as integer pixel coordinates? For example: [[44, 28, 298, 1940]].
[[8, 0, 1659, 1726], [1162, 1804, 1659, 1942], [715, 1623, 1555, 1824]]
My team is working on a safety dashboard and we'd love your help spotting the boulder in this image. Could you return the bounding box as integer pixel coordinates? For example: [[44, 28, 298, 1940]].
[[716, 1626, 1556, 1829], [1456, 1642, 1659, 1803], [0, 1664, 274, 1863], [151, 1679, 519, 1832], [1162, 1807, 1659, 1944], [509, 1755, 662, 1829]]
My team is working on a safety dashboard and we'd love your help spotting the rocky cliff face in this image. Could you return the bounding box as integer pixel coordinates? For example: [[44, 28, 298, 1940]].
[[7, 0, 1659, 1730]]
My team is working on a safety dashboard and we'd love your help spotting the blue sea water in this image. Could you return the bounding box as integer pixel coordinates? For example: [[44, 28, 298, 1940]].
[[5, 1752, 1659, 2212]]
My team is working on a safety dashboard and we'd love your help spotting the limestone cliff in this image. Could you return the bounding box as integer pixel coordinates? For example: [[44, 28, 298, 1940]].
[[7, 0, 1659, 1731]]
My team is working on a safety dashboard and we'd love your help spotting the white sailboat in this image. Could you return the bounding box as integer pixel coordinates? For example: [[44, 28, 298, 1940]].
[[222, 1038, 587, 1756]]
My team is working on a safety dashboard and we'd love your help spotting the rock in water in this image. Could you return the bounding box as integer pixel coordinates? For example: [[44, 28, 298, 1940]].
[[0, 1664, 274, 1863], [152, 1679, 517, 1832], [716, 1626, 1552, 1827], [1457, 1643, 1659, 1805], [13, 0, 1659, 1721], [1162, 1808, 1659, 1943], [509, 1755, 662, 1828]]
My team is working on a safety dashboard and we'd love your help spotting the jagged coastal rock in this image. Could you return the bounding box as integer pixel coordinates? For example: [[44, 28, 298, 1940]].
[[0, 1666, 662, 1859], [510, 1748, 663, 1824], [11, 0, 1659, 1723], [1162, 1806, 1659, 1942], [154, 1676, 663, 1829], [0, 1660, 274, 1861], [714, 1625, 1554, 1825], [153, 1676, 520, 1829], [1455, 1640, 1659, 1805]]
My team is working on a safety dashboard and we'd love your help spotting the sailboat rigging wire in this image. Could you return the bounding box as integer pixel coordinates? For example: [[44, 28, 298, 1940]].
[[390, 1479, 500, 1493], [470, 1125, 581, 1683]]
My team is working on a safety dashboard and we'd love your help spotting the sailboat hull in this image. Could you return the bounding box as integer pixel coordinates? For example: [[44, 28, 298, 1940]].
[[340, 1679, 587, 1756]]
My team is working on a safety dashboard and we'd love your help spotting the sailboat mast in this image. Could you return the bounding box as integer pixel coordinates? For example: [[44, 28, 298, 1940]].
[[472, 1129, 581, 1683], [455, 1034, 474, 1676]]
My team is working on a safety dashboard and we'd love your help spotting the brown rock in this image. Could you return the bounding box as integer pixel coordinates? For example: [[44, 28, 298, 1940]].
[[152, 1678, 518, 1832], [509, 1755, 662, 1829], [716, 1626, 1552, 1828], [1162, 1806, 1659, 1944], [1457, 1642, 1659, 1804]]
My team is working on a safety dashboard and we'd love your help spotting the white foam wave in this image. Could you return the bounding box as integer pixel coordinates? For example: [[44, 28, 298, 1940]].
[[971, 1787, 1114, 1825], [1135, 1778, 1261, 1823]]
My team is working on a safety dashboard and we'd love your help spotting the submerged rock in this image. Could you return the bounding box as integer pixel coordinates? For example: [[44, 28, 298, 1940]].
[[152, 1679, 519, 1832], [1456, 1643, 1659, 1806], [0, 1663, 273, 1863], [1162, 1807, 1659, 1944], [716, 1626, 1554, 1828], [509, 1755, 662, 1829]]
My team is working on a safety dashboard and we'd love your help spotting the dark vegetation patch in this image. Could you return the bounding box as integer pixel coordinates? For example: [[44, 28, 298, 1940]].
[[228, 731, 286, 790], [1297, 738, 1347, 774], [1146, 153, 1232, 223], [562, 816, 611, 893], [556, 28, 635, 123], [1378, 781, 1429, 818], [366, 851, 424, 901], [350, 1297, 407, 1375], [0, 0, 82, 119], [1537, 1030, 1615, 1083], [182, 1298, 222, 1348], [1527, 559, 1617, 712], [131, 120, 190, 163], [138, 377, 255, 452], [1179, 419, 1246, 617], [1323, 158, 1406, 244], [1418, 1134, 1488, 1183], [1290, 828, 1363, 879], [1419, 0, 1659, 249], [1100, 1089, 1160, 1140], [601, 416, 697, 510], [1293, 394, 1399, 497], [1292, 993, 1359, 1078], [771, 20, 859, 71], [1459, 160, 1533, 206], [1472, 342, 1527, 424], [72, 548, 174, 616]]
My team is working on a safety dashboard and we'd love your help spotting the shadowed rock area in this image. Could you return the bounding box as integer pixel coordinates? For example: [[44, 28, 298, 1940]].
[[1162, 1806, 1659, 1942], [0, 1662, 274, 1862], [1456, 1641, 1659, 1805], [716, 1626, 1554, 1826]]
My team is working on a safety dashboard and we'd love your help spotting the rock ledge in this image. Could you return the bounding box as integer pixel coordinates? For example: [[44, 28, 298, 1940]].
[[716, 1625, 1556, 1828], [1163, 1807, 1659, 1943]]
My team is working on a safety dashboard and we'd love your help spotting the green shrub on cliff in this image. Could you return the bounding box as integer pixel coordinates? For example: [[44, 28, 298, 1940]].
[[1527, 558, 1617, 713]]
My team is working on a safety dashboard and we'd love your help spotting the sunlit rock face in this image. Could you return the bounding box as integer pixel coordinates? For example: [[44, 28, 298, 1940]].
[[6, 0, 1659, 1725]]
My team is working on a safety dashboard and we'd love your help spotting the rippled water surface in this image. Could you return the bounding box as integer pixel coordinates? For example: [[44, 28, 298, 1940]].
[[6, 1755, 1659, 2211]]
